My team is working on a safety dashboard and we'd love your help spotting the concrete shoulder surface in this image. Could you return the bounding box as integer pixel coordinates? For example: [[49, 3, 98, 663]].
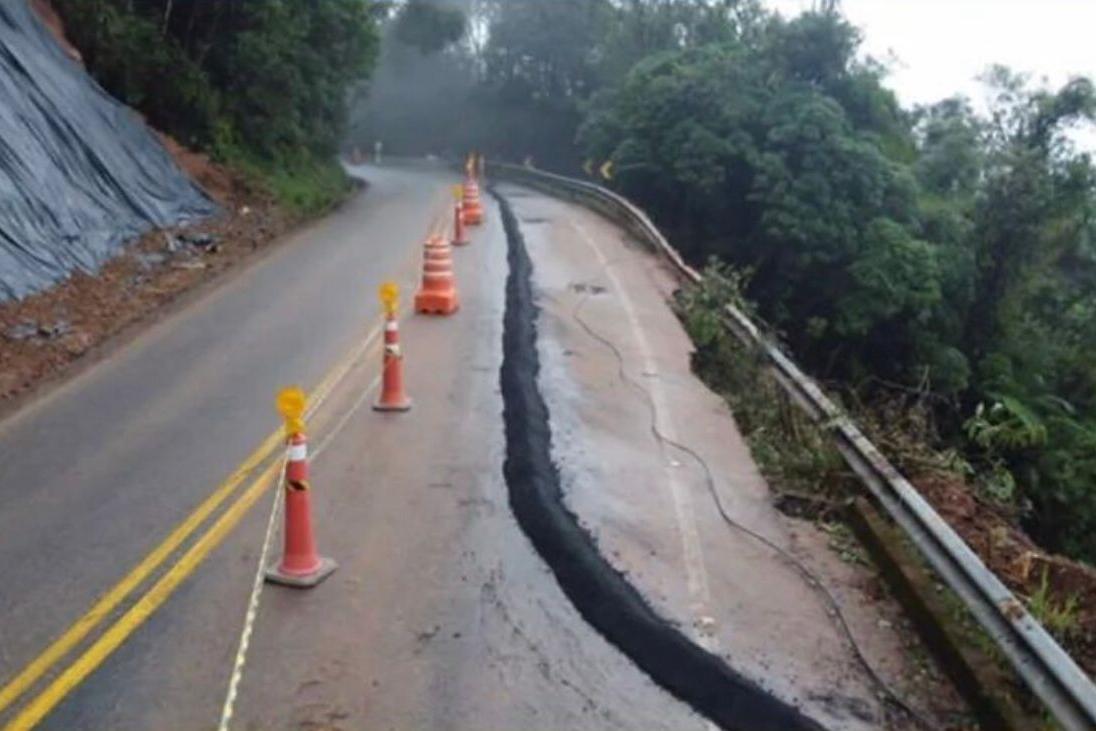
[[508, 184, 962, 730]]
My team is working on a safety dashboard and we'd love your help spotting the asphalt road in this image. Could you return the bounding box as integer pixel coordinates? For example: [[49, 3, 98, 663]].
[[0, 164, 709, 730], [0, 164, 951, 730], [0, 164, 453, 728], [229, 179, 705, 731]]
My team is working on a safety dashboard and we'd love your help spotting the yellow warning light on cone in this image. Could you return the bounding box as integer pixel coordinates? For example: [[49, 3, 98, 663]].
[[276, 386, 307, 437], [376, 280, 412, 412], [268, 384, 336, 588], [451, 184, 464, 201], [379, 281, 400, 316]]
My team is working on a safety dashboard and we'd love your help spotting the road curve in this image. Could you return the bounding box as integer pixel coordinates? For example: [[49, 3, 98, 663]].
[[0, 164, 709, 730], [0, 163, 930, 730], [0, 165, 449, 728]]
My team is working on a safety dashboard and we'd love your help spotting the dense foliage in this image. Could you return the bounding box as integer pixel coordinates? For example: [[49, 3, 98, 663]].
[[52, 0, 380, 211], [51, 0, 1095, 563], [393, 0, 465, 54], [357, 0, 1096, 563], [580, 10, 1096, 561]]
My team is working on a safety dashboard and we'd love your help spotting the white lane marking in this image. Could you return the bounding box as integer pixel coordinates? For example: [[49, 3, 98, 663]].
[[566, 214, 717, 648], [563, 212, 721, 731], [217, 369, 383, 731], [216, 462, 283, 731], [218, 252, 428, 729]]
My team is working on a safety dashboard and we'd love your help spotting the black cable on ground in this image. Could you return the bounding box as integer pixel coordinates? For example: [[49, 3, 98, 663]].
[[492, 186, 825, 731], [568, 277, 938, 731]]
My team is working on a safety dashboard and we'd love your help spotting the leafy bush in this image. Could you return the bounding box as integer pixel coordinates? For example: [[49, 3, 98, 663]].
[[578, 7, 1096, 563], [52, 0, 379, 210]]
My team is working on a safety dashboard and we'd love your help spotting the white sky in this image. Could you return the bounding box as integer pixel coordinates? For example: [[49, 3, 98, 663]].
[[766, 0, 1096, 148]]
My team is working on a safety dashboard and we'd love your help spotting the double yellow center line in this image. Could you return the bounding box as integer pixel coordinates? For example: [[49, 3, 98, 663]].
[[1, 321, 384, 731], [1, 188, 455, 729]]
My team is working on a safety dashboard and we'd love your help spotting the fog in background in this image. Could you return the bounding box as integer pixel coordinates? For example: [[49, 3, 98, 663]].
[[345, 1, 1096, 564], [349, 0, 586, 167], [350, 0, 1096, 163]]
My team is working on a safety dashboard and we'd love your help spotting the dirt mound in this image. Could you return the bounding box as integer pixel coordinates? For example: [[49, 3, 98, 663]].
[[155, 133, 242, 208], [914, 471, 1096, 676]]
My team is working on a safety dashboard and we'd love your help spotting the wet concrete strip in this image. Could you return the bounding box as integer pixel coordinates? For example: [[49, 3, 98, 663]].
[[510, 189, 969, 730], [493, 187, 826, 731]]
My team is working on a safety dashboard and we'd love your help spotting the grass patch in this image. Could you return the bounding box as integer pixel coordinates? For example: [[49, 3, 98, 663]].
[[675, 261, 853, 502], [1027, 567, 1081, 640], [219, 146, 355, 218], [676, 262, 1060, 728]]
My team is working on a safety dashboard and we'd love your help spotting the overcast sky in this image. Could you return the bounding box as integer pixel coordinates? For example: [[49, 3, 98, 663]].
[[767, 0, 1096, 147]]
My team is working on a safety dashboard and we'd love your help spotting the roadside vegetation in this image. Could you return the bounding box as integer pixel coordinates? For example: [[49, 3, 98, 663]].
[[677, 263, 1096, 680], [0, 0, 380, 405], [358, 0, 1096, 572], [583, 11, 1096, 570], [51, 0, 380, 215]]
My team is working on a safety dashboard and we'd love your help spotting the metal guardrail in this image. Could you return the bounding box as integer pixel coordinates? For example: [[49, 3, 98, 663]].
[[487, 161, 1096, 731]]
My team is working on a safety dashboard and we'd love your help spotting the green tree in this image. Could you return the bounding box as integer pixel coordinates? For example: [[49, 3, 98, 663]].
[[54, 0, 380, 161], [579, 5, 1096, 562], [393, 0, 466, 55], [955, 71, 1096, 555], [581, 12, 931, 378]]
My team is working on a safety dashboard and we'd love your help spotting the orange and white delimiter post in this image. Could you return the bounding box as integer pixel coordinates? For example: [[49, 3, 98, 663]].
[[452, 197, 469, 246], [265, 387, 337, 588], [374, 281, 412, 411], [414, 234, 460, 315]]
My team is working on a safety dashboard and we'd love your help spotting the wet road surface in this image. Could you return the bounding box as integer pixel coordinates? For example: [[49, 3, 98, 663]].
[[231, 186, 705, 730], [511, 187, 923, 730], [0, 165, 451, 727], [0, 164, 952, 729]]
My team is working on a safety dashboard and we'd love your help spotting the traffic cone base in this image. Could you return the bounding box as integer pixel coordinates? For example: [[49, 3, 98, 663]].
[[265, 556, 337, 588], [373, 397, 412, 412], [414, 289, 460, 315]]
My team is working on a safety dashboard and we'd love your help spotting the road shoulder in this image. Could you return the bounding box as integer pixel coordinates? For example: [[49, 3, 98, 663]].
[[508, 185, 965, 730]]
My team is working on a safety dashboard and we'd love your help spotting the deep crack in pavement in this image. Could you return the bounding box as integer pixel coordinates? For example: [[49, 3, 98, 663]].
[[493, 187, 826, 731]]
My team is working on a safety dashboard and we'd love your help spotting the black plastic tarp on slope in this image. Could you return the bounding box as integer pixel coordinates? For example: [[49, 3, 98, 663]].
[[0, 0, 215, 301]]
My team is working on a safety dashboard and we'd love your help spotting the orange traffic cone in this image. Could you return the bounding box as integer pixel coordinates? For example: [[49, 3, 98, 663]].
[[374, 312, 411, 411], [462, 178, 484, 226], [452, 201, 469, 246], [266, 388, 336, 588], [414, 234, 460, 315]]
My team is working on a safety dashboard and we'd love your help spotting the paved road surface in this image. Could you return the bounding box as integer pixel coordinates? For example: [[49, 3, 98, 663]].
[[0, 165, 446, 727], [0, 164, 949, 729]]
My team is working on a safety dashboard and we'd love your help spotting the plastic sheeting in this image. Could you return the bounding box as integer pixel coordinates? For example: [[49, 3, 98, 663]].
[[0, 0, 216, 301]]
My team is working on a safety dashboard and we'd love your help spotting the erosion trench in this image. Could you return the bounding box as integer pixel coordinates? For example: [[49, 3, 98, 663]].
[[0, 165, 964, 730], [494, 187, 824, 731]]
